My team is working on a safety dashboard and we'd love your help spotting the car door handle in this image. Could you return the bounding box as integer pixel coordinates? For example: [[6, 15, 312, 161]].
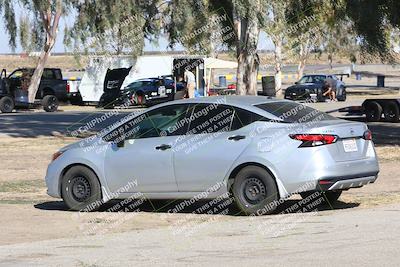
[[228, 135, 246, 141], [155, 144, 171, 151]]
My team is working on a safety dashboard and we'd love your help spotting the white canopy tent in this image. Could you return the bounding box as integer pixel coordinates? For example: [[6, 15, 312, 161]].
[[204, 57, 238, 69], [204, 58, 238, 95]]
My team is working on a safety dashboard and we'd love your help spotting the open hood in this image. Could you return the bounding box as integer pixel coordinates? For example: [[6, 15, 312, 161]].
[[103, 67, 132, 92]]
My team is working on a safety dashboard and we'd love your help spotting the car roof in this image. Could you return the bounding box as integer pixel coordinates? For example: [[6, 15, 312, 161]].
[[108, 96, 296, 134], [152, 95, 291, 118], [132, 78, 156, 82]]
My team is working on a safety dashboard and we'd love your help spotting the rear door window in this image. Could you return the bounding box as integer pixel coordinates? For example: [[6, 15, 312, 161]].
[[187, 104, 234, 134], [255, 101, 338, 123], [231, 107, 267, 131]]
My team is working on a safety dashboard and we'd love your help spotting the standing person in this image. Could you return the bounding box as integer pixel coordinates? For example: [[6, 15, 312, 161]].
[[184, 67, 196, 98]]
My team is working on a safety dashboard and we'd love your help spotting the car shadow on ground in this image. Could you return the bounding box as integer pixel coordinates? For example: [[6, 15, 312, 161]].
[[0, 111, 127, 138], [34, 198, 360, 216]]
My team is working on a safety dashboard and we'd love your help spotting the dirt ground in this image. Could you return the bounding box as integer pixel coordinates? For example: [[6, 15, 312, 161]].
[[0, 136, 399, 248]]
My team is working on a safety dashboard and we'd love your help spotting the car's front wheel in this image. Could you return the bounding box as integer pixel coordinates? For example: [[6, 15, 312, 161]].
[[0, 96, 14, 113], [61, 166, 102, 211], [232, 166, 279, 215]]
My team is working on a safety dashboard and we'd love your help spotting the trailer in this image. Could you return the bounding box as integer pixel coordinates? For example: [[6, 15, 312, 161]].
[[339, 98, 400, 122]]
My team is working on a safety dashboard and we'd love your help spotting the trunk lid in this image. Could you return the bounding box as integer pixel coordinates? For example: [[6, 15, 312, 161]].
[[300, 120, 369, 162], [103, 67, 132, 92]]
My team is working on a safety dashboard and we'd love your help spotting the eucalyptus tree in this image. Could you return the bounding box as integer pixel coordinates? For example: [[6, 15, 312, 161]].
[[0, 0, 69, 103], [262, 1, 287, 95], [287, 0, 400, 62], [65, 0, 161, 57], [209, 0, 268, 95], [165, 0, 268, 95]]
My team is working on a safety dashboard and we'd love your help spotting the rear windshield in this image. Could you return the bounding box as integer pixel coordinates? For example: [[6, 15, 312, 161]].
[[255, 101, 338, 123]]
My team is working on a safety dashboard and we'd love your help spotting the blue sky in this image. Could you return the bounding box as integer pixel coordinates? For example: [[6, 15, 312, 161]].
[[0, 5, 273, 54]]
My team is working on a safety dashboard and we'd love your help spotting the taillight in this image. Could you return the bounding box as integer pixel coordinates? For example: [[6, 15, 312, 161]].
[[66, 83, 70, 93], [363, 130, 372, 140], [289, 134, 338, 147]]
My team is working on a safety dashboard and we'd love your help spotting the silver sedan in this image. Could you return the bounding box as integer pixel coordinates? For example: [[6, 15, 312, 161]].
[[45, 96, 379, 215]]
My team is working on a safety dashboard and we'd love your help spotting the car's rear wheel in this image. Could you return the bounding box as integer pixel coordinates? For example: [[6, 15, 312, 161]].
[[300, 190, 342, 204], [42, 95, 59, 112], [0, 96, 14, 113], [61, 166, 102, 211], [232, 166, 279, 215]]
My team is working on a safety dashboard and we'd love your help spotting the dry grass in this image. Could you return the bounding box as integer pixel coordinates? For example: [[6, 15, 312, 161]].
[[2, 52, 398, 72], [0, 55, 88, 71], [375, 146, 400, 162]]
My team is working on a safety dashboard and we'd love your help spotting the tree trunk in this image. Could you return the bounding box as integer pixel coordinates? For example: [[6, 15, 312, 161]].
[[297, 41, 310, 79], [328, 53, 333, 69], [27, 0, 62, 104], [297, 58, 306, 78], [234, 15, 260, 95], [27, 47, 52, 103], [274, 38, 283, 96]]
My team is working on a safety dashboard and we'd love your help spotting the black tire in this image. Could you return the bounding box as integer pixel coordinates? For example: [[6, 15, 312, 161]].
[[61, 166, 102, 211], [42, 95, 59, 112], [232, 166, 279, 215], [383, 101, 400, 123], [300, 190, 342, 204], [0, 96, 14, 113], [364, 101, 382, 122]]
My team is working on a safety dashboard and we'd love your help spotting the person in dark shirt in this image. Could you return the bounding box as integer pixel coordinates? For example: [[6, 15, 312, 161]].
[[322, 77, 336, 101]]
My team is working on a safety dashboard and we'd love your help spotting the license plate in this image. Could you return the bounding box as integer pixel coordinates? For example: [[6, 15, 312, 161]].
[[158, 86, 166, 96], [343, 139, 358, 152]]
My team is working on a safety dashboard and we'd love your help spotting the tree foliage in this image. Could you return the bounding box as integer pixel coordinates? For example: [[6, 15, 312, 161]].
[[66, 0, 161, 56], [286, 0, 400, 62]]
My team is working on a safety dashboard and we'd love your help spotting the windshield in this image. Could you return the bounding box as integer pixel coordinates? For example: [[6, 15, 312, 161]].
[[298, 75, 326, 84], [255, 101, 338, 123]]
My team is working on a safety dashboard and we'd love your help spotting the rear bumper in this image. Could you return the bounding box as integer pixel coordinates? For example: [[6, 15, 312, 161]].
[[317, 172, 379, 191]]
